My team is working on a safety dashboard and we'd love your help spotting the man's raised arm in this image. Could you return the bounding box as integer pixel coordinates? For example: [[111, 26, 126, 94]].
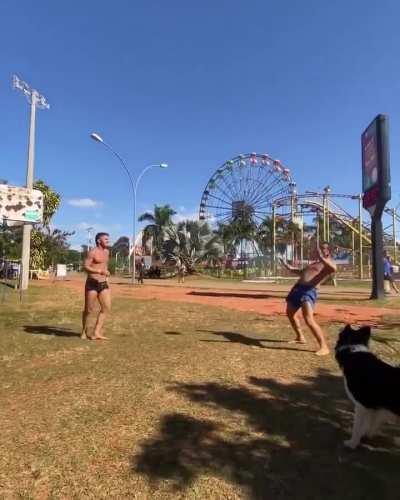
[[317, 246, 337, 272], [279, 257, 302, 275]]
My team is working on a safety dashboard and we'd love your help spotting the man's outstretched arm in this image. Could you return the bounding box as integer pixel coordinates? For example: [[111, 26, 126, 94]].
[[279, 258, 302, 275]]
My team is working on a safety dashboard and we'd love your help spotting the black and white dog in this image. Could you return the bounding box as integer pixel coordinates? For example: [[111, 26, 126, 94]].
[[335, 324, 400, 449]]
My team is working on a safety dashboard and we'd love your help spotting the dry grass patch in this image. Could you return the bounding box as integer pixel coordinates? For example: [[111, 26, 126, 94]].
[[0, 283, 399, 499]]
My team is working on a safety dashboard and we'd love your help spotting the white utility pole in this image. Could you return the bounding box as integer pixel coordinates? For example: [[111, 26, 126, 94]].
[[86, 227, 94, 251], [13, 75, 50, 290]]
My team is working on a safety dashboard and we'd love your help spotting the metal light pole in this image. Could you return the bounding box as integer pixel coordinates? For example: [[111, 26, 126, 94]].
[[300, 212, 304, 265], [358, 194, 363, 280], [90, 133, 167, 284], [323, 186, 331, 242], [13, 75, 50, 290], [392, 207, 397, 262], [272, 203, 276, 275]]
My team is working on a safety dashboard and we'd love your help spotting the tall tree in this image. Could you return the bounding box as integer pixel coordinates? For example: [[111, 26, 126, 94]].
[[163, 220, 223, 272], [138, 204, 176, 257], [0, 223, 22, 260], [215, 217, 258, 256], [33, 180, 61, 230]]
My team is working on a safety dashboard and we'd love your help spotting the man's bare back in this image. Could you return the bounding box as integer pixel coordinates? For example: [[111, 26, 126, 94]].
[[298, 259, 335, 288]]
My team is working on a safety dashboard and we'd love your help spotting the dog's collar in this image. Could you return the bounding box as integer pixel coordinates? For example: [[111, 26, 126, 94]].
[[336, 344, 369, 354]]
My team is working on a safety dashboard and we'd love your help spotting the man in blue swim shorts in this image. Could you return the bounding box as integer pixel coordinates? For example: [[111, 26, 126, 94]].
[[280, 242, 336, 356]]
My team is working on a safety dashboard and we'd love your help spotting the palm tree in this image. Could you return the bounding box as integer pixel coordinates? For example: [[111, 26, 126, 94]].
[[215, 222, 237, 256], [216, 217, 258, 255], [138, 204, 177, 257], [163, 220, 224, 272]]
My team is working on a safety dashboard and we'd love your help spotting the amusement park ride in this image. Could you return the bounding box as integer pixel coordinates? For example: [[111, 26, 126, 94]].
[[198, 151, 398, 279]]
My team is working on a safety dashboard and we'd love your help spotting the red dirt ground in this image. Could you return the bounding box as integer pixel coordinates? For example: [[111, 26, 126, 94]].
[[43, 276, 398, 326]]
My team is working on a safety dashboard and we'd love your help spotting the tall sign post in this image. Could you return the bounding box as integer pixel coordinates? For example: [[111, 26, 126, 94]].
[[361, 114, 391, 299]]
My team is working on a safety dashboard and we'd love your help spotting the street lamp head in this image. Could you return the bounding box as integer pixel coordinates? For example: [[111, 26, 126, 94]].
[[159, 163, 168, 169], [90, 132, 104, 143]]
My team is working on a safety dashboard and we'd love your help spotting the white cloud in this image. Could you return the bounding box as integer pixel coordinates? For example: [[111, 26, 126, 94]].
[[76, 222, 123, 232], [173, 207, 199, 223], [68, 198, 102, 208], [77, 221, 96, 231]]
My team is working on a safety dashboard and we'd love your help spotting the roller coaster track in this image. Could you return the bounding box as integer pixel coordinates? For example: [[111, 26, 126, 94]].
[[300, 197, 372, 245], [275, 194, 397, 246]]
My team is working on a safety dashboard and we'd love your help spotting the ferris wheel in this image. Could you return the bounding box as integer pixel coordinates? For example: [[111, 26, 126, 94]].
[[199, 153, 295, 226]]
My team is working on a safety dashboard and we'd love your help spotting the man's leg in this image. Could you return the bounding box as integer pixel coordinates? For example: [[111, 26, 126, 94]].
[[286, 302, 306, 343], [81, 290, 97, 339], [92, 288, 111, 340], [301, 302, 329, 355], [390, 277, 400, 293]]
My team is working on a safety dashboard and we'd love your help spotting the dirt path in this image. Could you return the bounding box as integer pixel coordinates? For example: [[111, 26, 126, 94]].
[[44, 277, 398, 326]]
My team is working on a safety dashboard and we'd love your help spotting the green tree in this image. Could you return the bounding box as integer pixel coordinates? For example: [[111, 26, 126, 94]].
[[163, 220, 224, 272], [0, 223, 22, 260], [138, 204, 177, 257], [33, 180, 61, 229], [256, 216, 287, 254], [29, 181, 73, 269], [215, 217, 258, 256]]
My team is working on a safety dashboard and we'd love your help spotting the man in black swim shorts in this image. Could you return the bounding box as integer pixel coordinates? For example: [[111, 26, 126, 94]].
[[81, 232, 111, 340]]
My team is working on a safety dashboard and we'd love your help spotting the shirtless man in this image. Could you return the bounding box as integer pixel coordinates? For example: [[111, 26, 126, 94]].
[[280, 242, 337, 356], [81, 232, 111, 340]]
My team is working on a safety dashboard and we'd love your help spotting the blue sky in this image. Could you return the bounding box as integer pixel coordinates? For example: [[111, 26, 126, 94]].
[[1, 0, 399, 249]]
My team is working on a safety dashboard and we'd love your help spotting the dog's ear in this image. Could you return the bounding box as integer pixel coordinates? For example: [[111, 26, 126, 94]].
[[338, 324, 352, 342], [341, 324, 353, 337], [358, 325, 371, 344]]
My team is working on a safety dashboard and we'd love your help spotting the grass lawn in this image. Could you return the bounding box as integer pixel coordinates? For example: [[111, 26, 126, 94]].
[[1, 283, 399, 499]]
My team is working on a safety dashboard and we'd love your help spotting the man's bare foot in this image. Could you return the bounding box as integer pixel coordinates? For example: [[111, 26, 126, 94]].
[[288, 339, 307, 344], [91, 334, 109, 340], [315, 346, 330, 356], [80, 330, 92, 340]]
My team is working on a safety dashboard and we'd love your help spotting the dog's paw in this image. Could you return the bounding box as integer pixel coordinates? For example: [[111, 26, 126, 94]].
[[343, 439, 359, 450]]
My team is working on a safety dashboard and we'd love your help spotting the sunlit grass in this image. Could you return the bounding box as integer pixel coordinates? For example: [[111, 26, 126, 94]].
[[0, 283, 399, 498]]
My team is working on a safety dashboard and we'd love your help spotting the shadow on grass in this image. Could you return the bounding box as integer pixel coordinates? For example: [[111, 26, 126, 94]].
[[198, 330, 267, 348], [189, 291, 274, 300], [0, 281, 16, 289], [23, 325, 80, 337], [188, 290, 370, 304], [133, 370, 399, 499], [197, 330, 312, 352]]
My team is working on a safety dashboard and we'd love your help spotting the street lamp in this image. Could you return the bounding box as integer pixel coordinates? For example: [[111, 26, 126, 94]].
[[90, 132, 168, 284]]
